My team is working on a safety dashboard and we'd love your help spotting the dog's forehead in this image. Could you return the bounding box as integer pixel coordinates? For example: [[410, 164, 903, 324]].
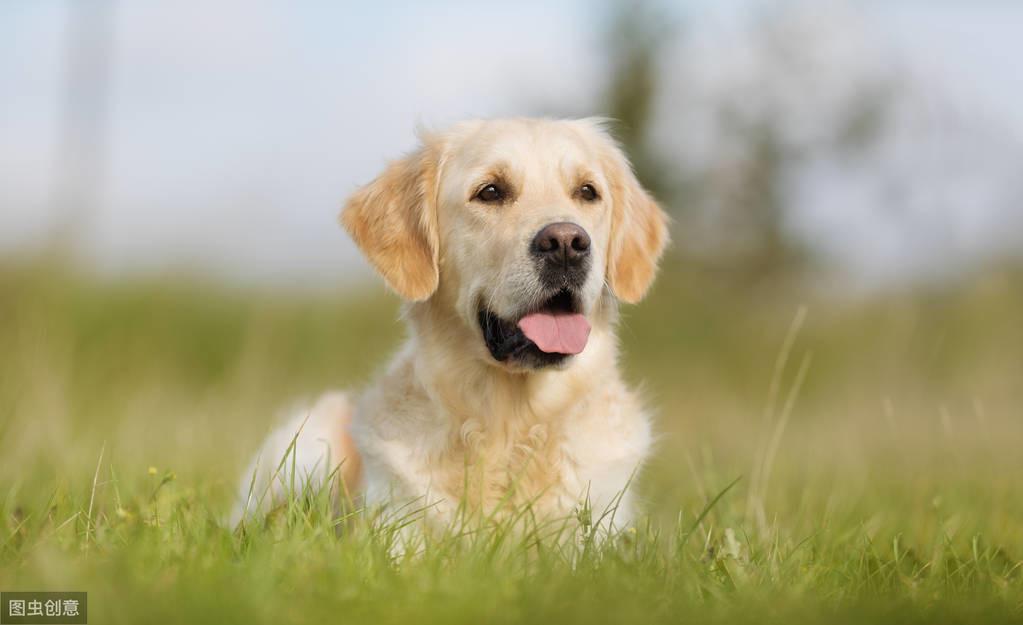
[[445, 120, 604, 180]]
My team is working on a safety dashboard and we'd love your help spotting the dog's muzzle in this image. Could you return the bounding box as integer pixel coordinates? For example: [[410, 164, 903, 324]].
[[477, 222, 593, 369]]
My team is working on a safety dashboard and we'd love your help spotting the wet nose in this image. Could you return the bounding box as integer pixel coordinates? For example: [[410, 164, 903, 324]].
[[530, 222, 591, 266]]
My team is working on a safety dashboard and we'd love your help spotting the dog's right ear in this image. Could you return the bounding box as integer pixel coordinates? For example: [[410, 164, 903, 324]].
[[340, 141, 441, 301]]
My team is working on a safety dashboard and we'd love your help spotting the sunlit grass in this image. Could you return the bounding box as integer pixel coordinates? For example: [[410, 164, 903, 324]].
[[1, 258, 1021, 623]]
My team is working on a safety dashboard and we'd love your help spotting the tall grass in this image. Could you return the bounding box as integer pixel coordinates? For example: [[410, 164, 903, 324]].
[[1, 258, 1021, 623]]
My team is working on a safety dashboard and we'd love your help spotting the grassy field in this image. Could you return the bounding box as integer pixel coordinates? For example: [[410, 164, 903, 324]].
[[1, 257, 1022, 624]]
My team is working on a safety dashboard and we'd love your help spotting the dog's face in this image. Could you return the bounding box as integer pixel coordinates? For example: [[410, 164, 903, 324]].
[[342, 118, 668, 371]]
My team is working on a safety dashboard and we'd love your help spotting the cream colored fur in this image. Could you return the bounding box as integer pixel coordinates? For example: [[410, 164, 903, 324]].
[[233, 118, 668, 534]]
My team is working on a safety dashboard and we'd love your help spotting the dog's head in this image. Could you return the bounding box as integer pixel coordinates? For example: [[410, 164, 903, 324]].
[[341, 118, 669, 371]]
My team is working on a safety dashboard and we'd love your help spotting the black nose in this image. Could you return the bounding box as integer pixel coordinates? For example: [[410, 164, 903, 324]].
[[531, 222, 591, 266]]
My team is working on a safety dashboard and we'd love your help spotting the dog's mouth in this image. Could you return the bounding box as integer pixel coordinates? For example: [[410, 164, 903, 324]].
[[477, 289, 591, 367]]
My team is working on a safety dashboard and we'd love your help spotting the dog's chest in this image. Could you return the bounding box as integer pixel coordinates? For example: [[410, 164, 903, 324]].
[[356, 348, 652, 526], [435, 419, 574, 515], [362, 399, 649, 524]]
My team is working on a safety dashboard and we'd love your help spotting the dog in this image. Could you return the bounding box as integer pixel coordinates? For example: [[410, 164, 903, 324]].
[[233, 118, 669, 535]]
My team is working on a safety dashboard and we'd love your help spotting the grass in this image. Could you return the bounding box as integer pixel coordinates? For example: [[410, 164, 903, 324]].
[[1, 257, 1022, 624]]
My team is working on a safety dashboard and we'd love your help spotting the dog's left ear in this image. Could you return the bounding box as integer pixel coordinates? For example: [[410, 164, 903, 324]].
[[340, 140, 441, 301], [604, 149, 670, 304]]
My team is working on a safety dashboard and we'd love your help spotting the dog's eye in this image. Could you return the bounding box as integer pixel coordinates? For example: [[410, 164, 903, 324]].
[[475, 183, 505, 204], [578, 184, 599, 202]]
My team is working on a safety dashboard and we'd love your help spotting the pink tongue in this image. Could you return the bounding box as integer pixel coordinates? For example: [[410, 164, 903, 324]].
[[517, 312, 591, 355]]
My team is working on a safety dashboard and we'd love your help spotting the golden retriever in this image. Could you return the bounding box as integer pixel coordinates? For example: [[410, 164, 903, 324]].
[[233, 118, 669, 534]]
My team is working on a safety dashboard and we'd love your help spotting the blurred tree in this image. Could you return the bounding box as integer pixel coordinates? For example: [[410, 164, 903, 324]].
[[694, 12, 895, 282], [597, 2, 896, 283], [599, 0, 677, 202], [708, 116, 802, 279], [49, 0, 116, 257]]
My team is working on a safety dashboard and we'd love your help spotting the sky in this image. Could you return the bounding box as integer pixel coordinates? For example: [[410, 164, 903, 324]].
[[1, 1, 1021, 289]]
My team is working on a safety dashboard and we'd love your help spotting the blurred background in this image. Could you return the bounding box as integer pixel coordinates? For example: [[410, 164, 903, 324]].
[[2, 0, 1022, 532]]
